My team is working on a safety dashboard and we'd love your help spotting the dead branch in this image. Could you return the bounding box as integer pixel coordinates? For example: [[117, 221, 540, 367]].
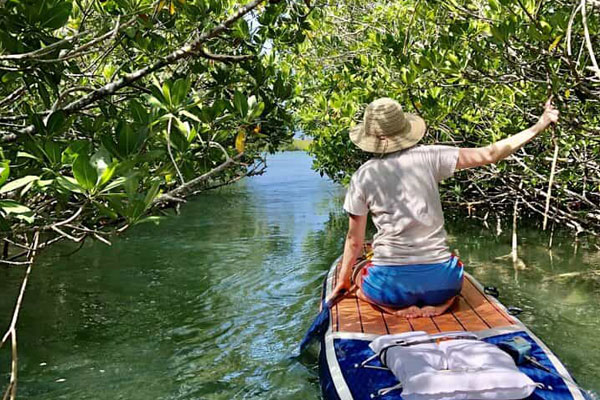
[[1, 232, 40, 400], [581, 0, 600, 79], [199, 48, 255, 63], [543, 134, 560, 230], [0, 87, 25, 109]]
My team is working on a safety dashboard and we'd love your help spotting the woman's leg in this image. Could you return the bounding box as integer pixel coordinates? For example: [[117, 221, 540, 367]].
[[357, 260, 463, 319]]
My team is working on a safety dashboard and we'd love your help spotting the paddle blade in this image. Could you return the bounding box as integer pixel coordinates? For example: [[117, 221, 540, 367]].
[[298, 288, 348, 354], [299, 300, 331, 353]]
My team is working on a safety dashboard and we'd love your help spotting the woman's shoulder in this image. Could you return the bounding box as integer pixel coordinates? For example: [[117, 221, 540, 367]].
[[401, 144, 459, 161], [349, 158, 380, 185], [351, 160, 372, 179], [413, 144, 458, 152], [407, 144, 452, 152]]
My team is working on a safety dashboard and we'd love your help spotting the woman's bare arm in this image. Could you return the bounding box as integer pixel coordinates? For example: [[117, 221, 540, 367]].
[[326, 213, 367, 303], [456, 98, 559, 170]]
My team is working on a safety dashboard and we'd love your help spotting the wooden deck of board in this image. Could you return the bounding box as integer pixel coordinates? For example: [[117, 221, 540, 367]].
[[330, 261, 516, 335]]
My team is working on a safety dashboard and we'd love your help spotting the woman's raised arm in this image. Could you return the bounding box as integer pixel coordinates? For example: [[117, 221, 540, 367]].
[[456, 98, 559, 170]]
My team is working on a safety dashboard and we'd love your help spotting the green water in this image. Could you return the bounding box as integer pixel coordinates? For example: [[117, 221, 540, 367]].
[[1, 151, 599, 399]]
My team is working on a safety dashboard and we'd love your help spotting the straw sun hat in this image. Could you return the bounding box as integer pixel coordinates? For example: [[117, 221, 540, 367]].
[[349, 98, 426, 154]]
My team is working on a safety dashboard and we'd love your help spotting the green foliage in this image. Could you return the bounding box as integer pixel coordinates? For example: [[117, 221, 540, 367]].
[[292, 0, 600, 232], [0, 0, 311, 241], [0, 0, 596, 241], [279, 138, 312, 152]]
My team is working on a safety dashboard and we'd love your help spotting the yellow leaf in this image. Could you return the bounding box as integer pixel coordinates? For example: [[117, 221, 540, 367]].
[[156, 0, 166, 11], [177, 0, 185, 3], [565, 89, 571, 99], [235, 130, 246, 153], [548, 35, 562, 52], [169, 1, 175, 14]]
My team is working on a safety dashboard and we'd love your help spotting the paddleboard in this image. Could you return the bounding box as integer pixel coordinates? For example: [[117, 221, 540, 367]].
[[319, 255, 588, 400]]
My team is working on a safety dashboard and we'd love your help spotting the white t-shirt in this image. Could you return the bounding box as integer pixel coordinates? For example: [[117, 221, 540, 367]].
[[343, 145, 459, 265]]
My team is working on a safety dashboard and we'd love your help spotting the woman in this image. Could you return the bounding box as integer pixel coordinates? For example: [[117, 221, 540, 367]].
[[326, 97, 559, 318]]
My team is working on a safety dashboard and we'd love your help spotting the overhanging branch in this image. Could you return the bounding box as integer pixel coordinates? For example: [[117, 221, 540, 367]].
[[154, 152, 244, 204], [0, 18, 136, 62], [62, 0, 265, 113], [199, 48, 255, 62], [15, 0, 267, 136]]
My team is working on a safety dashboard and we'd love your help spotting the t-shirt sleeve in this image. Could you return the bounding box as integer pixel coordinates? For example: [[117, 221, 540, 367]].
[[428, 145, 459, 182], [343, 173, 369, 216]]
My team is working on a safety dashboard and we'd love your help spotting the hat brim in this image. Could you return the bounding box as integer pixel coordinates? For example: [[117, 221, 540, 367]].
[[349, 113, 426, 154]]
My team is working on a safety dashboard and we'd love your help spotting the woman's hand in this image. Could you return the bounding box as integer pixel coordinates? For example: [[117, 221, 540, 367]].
[[325, 282, 350, 304], [535, 97, 560, 132]]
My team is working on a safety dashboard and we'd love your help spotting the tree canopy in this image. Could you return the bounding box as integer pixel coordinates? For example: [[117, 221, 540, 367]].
[[292, 0, 600, 234], [0, 0, 314, 252]]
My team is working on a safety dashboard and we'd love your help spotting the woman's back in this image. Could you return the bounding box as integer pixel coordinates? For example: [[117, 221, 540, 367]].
[[344, 145, 458, 265]]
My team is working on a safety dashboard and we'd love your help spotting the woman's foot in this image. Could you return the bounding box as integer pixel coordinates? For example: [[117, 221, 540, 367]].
[[356, 288, 455, 319], [356, 288, 421, 317], [419, 296, 457, 317], [394, 305, 422, 318]]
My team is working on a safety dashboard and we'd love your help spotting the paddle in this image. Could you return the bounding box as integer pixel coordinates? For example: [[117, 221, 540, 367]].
[[298, 286, 353, 354]]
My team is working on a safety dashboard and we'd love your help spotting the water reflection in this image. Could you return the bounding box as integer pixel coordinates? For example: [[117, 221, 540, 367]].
[[0, 152, 598, 399], [447, 222, 600, 391]]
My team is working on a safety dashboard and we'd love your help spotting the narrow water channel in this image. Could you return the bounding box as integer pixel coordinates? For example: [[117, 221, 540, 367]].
[[1, 151, 599, 399]]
